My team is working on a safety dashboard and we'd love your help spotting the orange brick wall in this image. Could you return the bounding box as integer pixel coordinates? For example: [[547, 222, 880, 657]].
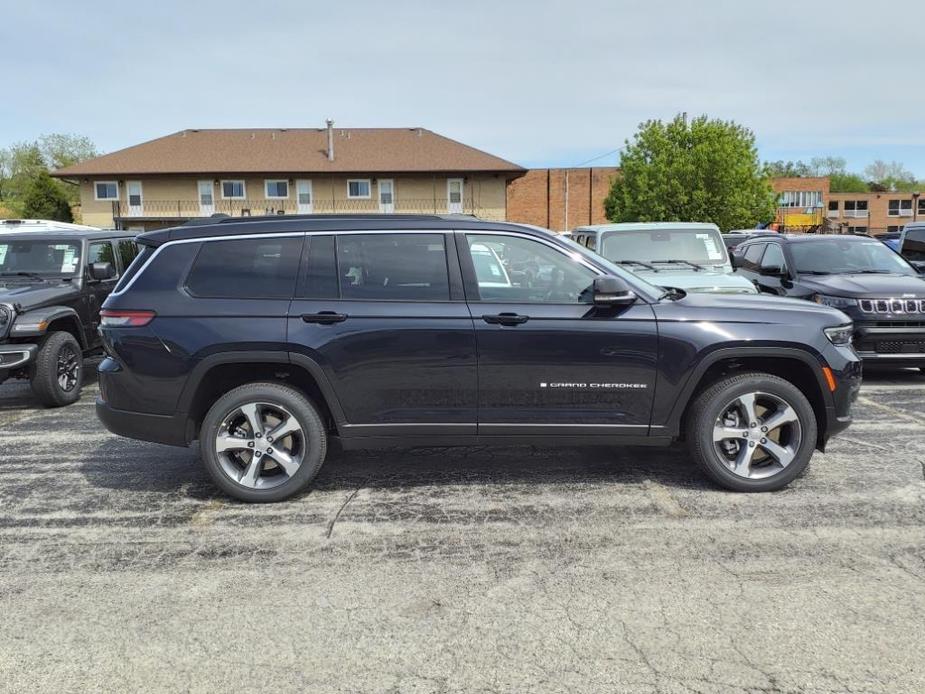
[[506, 167, 618, 231]]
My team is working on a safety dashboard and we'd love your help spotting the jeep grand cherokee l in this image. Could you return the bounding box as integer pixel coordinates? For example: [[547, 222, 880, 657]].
[[734, 233, 925, 368], [95, 215, 861, 502]]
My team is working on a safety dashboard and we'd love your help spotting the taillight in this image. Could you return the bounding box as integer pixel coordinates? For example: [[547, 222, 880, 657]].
[[100, 309, 156, 327]]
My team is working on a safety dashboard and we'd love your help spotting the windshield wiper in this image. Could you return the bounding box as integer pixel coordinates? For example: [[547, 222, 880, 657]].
[[650, 259, 705, 271], [799, 270, 832, 275], [616, 260, 658, 271], [0, 271, 47, 282]]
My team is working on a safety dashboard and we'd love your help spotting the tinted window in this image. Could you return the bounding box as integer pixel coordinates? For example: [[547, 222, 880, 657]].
[[116, 239, 139, 272], [113, 245, 153, 292], [88, 242, 116, 276], [760, 244, 786, 272], [300, 235, 339, 299], [186, 237, 302, 298], [741, 243, 766, 270], [336, 234, 449, 300], [903, 227, 925, 262], [466, 234, 597, 303]]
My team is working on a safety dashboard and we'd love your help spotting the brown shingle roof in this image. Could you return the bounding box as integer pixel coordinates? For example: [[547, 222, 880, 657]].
[[52, 127, 524, 177]]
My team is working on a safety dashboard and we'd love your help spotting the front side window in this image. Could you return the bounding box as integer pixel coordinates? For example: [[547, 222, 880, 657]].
[[0, 241, 81, 277], [759, 243, 787, 273], [903, 227, 925, 262], [466, 234, 597, 303], [265, 180, 289, 199], [186, 237, 302, 298], [347, 180, 371, 199], [88, 242, 117, 277], [791, 239, 916, 276], [95, 181, 118, 200], [336, 234, 449, 300], [741, 243, 766, 270], [221, 180, 246, 199]]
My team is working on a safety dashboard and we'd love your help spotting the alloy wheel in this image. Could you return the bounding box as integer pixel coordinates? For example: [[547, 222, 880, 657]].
[[215, 401, 305, 490], [56, 343, 80, 392], [712, 391, 803, 480]]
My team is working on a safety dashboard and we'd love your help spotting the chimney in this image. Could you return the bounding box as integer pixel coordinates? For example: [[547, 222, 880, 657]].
[[326, 119, 334, 161]]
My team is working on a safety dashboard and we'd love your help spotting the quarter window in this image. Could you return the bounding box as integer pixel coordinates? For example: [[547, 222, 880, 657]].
[[186, 237, 302, 298], [265, 180, 289, 199], [336, 234, 449, 300], [94, 181, 119, 200], [465, 234, 597, 303], [347, 180, 371, 199], [221, 180, 246, 199]]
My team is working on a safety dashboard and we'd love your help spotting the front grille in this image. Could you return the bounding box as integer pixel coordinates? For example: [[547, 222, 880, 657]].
[[859, 298, 925, 314], [856, 338, 925, 354]]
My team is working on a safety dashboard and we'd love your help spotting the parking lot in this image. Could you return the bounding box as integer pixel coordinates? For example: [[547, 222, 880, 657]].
[[1, 363, 924, 693]]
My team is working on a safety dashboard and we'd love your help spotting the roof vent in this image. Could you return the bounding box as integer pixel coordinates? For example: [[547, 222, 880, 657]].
[[326, 119, 335, 161]]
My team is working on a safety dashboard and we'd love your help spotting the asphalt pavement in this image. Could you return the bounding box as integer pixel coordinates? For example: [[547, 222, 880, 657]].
[[1, 363, 924, 693]]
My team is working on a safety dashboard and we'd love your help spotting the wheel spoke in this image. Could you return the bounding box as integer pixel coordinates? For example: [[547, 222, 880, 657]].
[[266, 415, 301, 442], [265, 448, 299, 477], [761, 406, 798, 434], [216, 434, 253, 453], [736, 393, 759, 426], [713, 425, 745, 443], [240, 455, 263, 487], [759, 439, 795, 468], [240, 403, 263, 436], [733, 443, 757, 476]]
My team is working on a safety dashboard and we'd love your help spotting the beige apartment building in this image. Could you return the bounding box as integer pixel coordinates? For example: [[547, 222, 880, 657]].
[[52, 125, 524, 230], [825, 191, 924, 234]]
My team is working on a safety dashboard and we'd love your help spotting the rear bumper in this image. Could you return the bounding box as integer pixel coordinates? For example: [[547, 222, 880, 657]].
[[96, 397, 189, 447]]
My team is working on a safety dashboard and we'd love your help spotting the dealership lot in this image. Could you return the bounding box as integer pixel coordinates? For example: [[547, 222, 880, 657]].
[[2, 366, 925, 693]]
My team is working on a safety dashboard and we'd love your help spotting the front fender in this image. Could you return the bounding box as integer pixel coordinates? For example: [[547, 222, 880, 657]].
[[10, 306, 85, 346]]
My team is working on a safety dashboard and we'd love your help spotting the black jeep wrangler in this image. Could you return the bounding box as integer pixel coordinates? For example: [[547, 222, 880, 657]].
[[0, 224, 139, 406]]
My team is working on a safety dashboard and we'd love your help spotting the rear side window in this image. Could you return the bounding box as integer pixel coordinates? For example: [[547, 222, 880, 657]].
[[186, 237, 302, 299], [113, 245, 153, 292], [335, 234, 449, 300], [116, 239, 139, 272]]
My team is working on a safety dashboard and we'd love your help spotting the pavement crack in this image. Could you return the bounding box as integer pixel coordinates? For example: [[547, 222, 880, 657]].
[[325, 479, 365, 539]]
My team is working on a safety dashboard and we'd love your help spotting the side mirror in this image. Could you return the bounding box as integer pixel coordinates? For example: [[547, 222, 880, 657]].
[[729, 254, 738, 269], [592, 276, 636, 306], [89, 261, 115, 281]]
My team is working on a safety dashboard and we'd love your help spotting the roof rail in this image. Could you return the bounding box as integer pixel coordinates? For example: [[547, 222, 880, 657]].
[[212, 213, 453, 224]]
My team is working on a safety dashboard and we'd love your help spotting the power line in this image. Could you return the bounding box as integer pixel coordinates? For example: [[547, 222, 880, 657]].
[[574, 147, 623, 168]]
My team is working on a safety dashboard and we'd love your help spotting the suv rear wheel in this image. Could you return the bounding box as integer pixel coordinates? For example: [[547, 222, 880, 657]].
[[31, 331, 83, 407], [199, 382, 327, 502], [685, 372, 817, 492]]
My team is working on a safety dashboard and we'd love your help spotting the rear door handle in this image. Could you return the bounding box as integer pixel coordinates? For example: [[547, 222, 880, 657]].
[[301, 311, 347, 325], [482, 312, 529, 326]]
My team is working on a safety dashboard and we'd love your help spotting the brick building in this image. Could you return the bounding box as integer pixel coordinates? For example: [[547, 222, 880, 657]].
[[505, 167, 618, 231]]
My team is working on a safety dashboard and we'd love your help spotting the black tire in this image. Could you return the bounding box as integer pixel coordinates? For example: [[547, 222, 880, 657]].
[[199, 382, 327, 503], [30, 331, 84, 407], [685, 372, 817, 492]]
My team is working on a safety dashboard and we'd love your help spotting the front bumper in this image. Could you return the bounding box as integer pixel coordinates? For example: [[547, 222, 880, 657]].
[[853, 324, 925, 363], [0, 343, 38, 370]]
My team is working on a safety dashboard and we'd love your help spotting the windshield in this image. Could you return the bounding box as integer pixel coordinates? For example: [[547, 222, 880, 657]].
[[791, 239, 917, 275], [600, 228, 728, 266], [557, 235, 663, 300], [0, 240, 82, 277]]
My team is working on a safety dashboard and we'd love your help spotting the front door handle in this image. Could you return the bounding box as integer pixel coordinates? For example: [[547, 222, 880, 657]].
[[482, 312, 529, 326], [301, 311, 347, 325]]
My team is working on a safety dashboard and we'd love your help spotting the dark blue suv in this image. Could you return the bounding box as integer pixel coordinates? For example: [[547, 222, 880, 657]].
[[96, 215, 861, 502]]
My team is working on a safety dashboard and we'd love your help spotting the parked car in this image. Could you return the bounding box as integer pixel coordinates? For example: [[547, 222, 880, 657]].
[[571, 222, 757, 294], [877, 231, 902, 253], [897, 222, 925, 272], [96, 214, 860, 502], [722, 230, 777, 254], [733, 233, 925, 368], [0, 224, 140, 405]]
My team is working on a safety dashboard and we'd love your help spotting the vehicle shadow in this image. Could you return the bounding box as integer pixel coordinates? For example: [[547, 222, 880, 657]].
[[79, 437, 712, 501], [0, 357, 102, 412]]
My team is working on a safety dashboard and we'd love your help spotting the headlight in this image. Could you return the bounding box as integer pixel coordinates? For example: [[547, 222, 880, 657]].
[[0, 305, 11, 336], [824, 324, 854, 346], [813, 294, 857, 309]]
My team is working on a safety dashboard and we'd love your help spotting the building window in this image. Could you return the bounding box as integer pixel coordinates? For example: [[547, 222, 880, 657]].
[[888, 199, 913, 217], [846, 226, 868, 234], [347, 179, 371, 199], [221, 180, 246, 199], [94, 181, 119, 200], [779, 191, 822, 208], [844, 200, 868, 218], [918, 199, 925, 216], [264, 180, 289, 199], [887, 226, 904, 233], [826, 200, 839, 218]]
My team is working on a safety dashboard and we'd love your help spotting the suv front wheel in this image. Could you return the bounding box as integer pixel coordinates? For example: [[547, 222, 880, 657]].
[[686, 372, 817, 492], [200, 382, 328, 502], [31, 331, 84, 407]]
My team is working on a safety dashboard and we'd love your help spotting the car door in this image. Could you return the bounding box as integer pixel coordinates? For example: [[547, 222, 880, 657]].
[[754, 242, 791, 295], [734, 242, 766, 290], [458, 230, 658, 436], [287, 231, 477, 436], [84, 240, 120, 345]]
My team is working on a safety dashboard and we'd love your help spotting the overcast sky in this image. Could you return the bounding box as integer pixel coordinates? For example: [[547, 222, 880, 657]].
[[4, 0, 923, 176]]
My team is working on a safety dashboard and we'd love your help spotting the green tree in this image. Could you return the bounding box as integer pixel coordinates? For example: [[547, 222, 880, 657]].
[[21, 170, 73, 222], [605, 114, 776, 231], [38, 133, 98, 170], [829, 172, 869, 193], [765, 160, 811, 178]]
